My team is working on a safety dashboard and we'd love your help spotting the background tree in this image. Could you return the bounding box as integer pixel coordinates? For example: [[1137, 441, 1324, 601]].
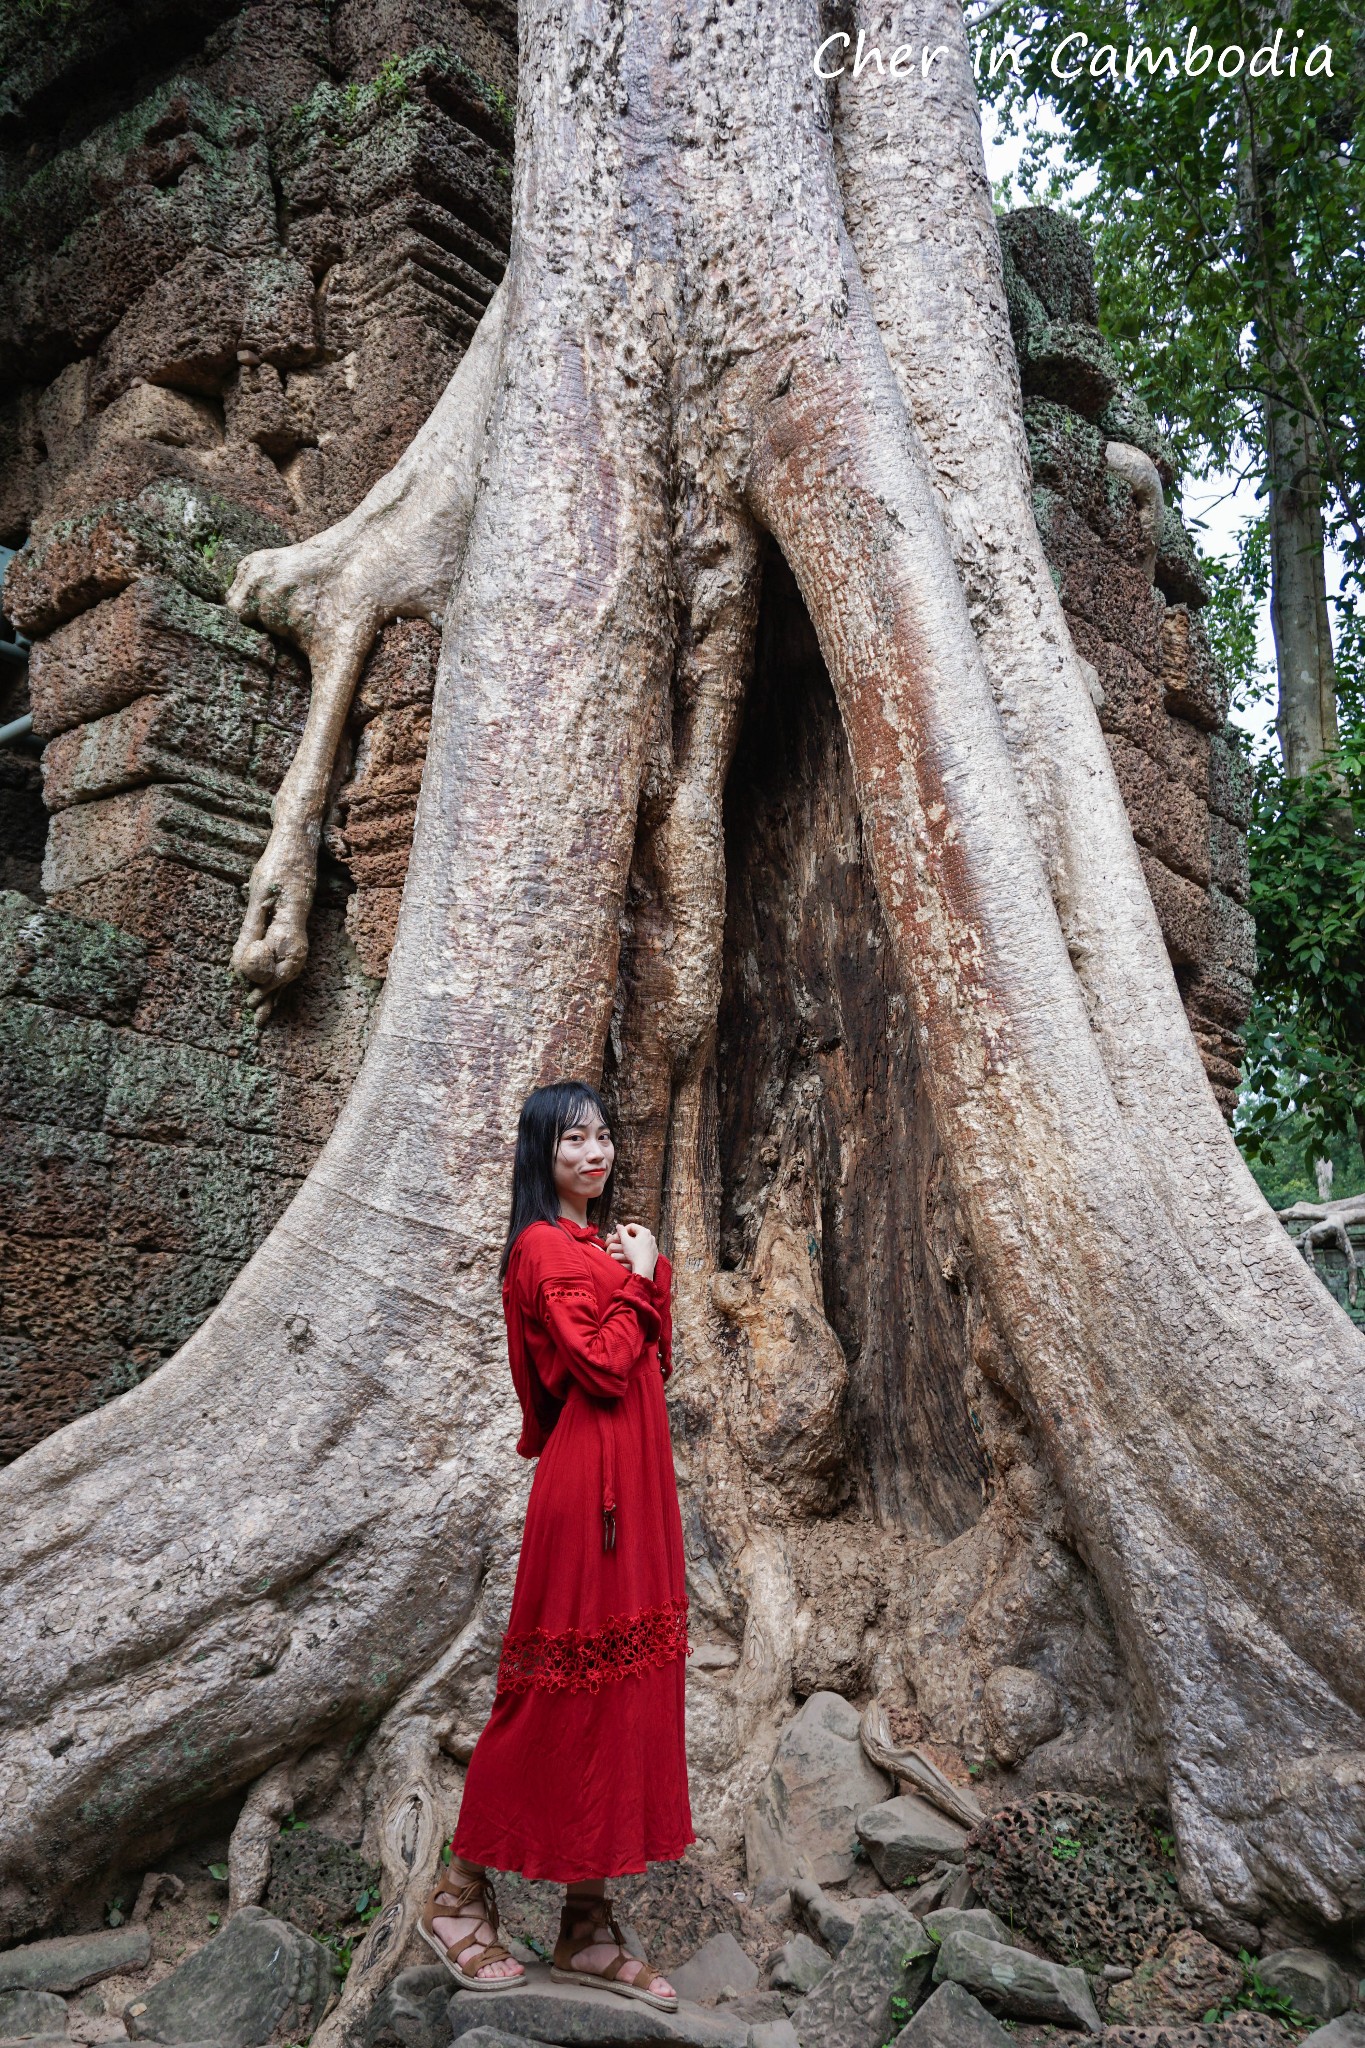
[[976, 0, 1365, 1180]]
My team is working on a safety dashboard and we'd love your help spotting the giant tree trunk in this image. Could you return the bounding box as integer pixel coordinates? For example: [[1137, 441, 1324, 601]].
[[3, 0, 1365, 2016]]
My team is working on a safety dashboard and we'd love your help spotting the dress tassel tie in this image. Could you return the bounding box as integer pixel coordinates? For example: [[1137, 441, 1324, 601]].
[[597, 1404, 617, 1552]]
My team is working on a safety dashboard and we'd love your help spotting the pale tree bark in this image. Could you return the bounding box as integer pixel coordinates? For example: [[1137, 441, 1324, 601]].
[[1, 0, 1364, 2013]]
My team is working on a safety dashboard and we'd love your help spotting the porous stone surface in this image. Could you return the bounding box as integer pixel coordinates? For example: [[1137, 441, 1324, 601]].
[[0, 1925, 151, 1993], [745, 1692, 893, 1887], [1104, 1931, 1242, 2026], [1253, 1949, 1352, 2022], [768, 1934, 832, 1997], [1104, 2015, 1299, 2048], [932, 1932, 1102, 2034], [892, 1980, 1016, 2048], [855, 1795, 969, 1888], [0, 1987, 68, 2036], [668, 1932, 759, 2006], [122, 1905, 338, 2046], [264, 1825, 380, 1939], [446, 1965, 750, 2047], [963, 1795, 1188, 1969], [794, 1899, 935, 2048]]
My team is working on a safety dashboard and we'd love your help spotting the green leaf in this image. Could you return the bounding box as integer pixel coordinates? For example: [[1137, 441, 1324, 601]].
[[208, 1863, 229, 1882]]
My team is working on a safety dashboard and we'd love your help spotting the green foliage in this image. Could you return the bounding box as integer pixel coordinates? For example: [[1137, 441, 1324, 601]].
[[1050, 1832, 1083, 1861], [1203, 1951, 1314, 2027], [207, 1861, 229, 1881], [976, 0, 1365, 572], [1237, 724, 1365, 1178]]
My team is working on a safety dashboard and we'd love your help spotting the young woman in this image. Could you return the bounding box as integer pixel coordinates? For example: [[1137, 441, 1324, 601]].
[[419, 1081, 693, 2006]]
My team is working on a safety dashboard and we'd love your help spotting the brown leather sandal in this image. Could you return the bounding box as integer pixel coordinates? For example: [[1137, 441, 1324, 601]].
[[418, 1868, 525, 1990], [550, 1895, 677, 2010]]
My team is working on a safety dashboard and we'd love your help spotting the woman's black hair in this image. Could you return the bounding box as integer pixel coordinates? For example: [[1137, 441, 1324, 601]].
[[499, 1079, 616, 1279]]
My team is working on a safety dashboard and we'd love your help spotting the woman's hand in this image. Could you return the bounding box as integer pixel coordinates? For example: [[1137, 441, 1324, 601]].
[[606, 1222, 658, 1282]]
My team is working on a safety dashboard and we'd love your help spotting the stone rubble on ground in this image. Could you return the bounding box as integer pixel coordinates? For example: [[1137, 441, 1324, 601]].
[[788, 1880, 904, 1958], [793, 1898, 935, 2048], [0, 1991, 69, 2039], [919, 1910, 1014, 1950], [0, 1930, 153, 1995], [931, 1929, 1103, 2035], [1105, 1930, 1242, 2026], [668, 1935, 759, 2006], [446, 1968, 751, 2048], [1304, 2019, 1365, 2048], [121, 1906, 337, 2047], [744, 1694, 892, 1891], [854, 1798, 970, 1890], [1255, 1950, 1354, 2023], [890, 1979, 1017, 2048], [767, 1935, 832, 1999]]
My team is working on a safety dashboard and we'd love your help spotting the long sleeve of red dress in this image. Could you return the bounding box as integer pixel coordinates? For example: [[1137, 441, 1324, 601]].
[[450, 1217, 694, 1881]]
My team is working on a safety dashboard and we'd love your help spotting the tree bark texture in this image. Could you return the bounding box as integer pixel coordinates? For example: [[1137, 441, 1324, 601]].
[[3, 0, 1365, 2006]]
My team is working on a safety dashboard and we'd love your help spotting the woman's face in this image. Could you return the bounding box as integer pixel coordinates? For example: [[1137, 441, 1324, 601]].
[[553, 1107, 614, 1206]]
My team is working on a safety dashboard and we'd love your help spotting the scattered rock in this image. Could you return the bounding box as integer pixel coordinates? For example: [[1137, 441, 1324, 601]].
[[794, 1899, 935, 2048], [714, 1991, 788, 2024], [769, 1935, 832, 1997], [857, 1797, 970, 1889], [932, 1932, 1102, 2034], [447, 2032, 543, 2048], [751, 2023, 800, 2048], [902, 1872, 955, 1919], [669, 1933, 759, 2006], [964, 1796, 1187, 1969], [789, 1879, 903, 1956], [1254, 1949, 1352, 2022], [1105, 1931, 1242, 2026], [0, 1990, 70, 2038], [265, 1826, 381, 1939], [1301, 2020, 1365, 2048], [940, 1872, 977, 1911], [364, 1964, 450, 2048], [921, 1911, 1014, 1950], [123, 1906, 338, 2046], [130, 1872, 186, 1924], [746, 1693, 893, 1888], [0, 1928, 153, 1994], [893, 1980, 1017, 2048], [446, 1966, 750, 2047]]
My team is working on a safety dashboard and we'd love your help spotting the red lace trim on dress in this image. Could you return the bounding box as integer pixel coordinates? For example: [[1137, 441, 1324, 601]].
[[496, 1599, 691, 1695]]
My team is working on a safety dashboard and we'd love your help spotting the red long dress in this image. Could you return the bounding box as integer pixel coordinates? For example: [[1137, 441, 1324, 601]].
[[450, 1216, 694, 1880]]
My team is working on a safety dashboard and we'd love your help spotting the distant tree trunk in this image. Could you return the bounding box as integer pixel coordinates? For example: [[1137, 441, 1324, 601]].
[[2, 4, 1365, 2036], [1266, 370, 1339, 779]]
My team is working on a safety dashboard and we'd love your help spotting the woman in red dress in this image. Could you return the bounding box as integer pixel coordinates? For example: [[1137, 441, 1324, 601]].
[[419, 1081, 693, 2007]]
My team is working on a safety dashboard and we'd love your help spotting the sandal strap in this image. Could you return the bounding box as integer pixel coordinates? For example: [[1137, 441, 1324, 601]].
[[554, 1898, 662, 1987], [422, 1871, 502, 1952]]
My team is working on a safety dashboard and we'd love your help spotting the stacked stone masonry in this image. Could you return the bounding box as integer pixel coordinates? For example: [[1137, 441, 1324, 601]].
[[0, 17, 1247, 1463], [0, 0, 515, 1459]]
